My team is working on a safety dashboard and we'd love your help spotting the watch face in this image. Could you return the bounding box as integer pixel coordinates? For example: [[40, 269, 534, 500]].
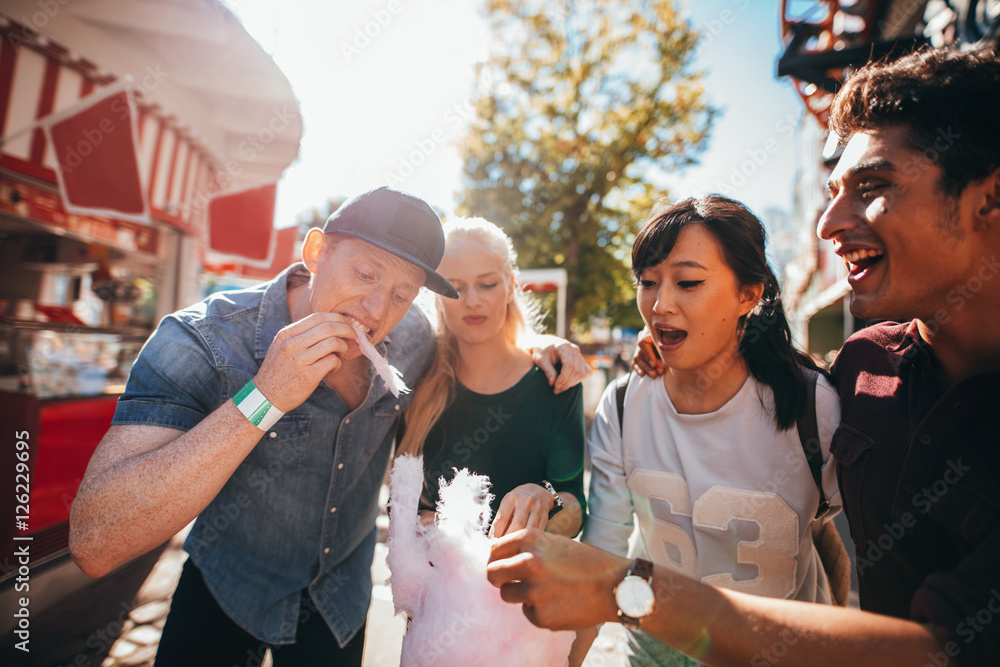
[[616, 575, 655, 619]]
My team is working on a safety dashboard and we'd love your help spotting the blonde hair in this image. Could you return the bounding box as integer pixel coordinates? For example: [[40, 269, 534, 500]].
[[397, 217, 541, 457]]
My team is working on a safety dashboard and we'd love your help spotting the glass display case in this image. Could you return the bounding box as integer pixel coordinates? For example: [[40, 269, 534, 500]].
[[0, 319, 147, 399]]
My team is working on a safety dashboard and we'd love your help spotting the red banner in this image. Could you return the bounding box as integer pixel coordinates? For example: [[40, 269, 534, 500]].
[[241, 225, 299, 280], [207, 182, 278, 265], [43, 80, 149, 224]]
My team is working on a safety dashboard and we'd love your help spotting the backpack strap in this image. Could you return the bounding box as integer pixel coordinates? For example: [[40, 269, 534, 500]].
[[797, 367, 851, 606], [796, 367, 830, 520], [615, 371, 631, 435]]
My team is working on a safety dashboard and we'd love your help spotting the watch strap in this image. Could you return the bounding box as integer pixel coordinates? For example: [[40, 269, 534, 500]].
[[630, 557, 653, 581]]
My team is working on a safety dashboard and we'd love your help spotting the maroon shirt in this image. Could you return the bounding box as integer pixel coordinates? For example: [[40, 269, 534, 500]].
[[831, 321, 1000, 665]]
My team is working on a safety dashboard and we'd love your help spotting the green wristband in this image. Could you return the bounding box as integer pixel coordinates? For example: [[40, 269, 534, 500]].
[[233, 380, 284, 431]]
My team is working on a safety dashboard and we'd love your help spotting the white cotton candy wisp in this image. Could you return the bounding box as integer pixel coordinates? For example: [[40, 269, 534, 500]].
[[386, 455, 575, 667], [350, 322, 408, 397]]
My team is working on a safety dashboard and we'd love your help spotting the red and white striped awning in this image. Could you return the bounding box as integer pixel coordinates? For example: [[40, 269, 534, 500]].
[[0, 2, 301, 269]]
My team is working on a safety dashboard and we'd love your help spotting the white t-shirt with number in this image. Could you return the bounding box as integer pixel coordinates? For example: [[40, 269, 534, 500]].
[[583, 372, 841, 603]]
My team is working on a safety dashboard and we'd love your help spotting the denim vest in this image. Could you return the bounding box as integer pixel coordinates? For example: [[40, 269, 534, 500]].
[[112, 265, 434, 645]]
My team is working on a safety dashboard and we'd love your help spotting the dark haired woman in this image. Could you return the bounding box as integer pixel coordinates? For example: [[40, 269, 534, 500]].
[[579, 195, 841, 667]]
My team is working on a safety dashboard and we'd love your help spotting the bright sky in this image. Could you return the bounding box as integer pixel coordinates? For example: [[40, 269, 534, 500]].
[[227, 0, 805, 227]]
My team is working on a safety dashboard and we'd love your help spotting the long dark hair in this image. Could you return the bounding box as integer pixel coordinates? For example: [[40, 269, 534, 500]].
[[631, 195, 817, 431]]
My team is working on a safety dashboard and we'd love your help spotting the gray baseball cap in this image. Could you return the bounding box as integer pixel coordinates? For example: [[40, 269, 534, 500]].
[[324, 186, 458, 299]]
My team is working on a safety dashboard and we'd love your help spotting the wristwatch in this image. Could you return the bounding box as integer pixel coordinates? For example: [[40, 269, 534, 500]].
[[614, 558, 655, 629]]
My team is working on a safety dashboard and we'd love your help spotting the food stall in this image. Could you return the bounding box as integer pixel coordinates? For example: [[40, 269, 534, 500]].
[[0, 1, 301, 659]]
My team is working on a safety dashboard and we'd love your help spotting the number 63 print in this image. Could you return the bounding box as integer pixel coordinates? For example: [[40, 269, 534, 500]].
[[628, 469, 800, 599]]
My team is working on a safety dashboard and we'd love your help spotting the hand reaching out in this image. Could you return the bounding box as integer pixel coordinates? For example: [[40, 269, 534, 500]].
[[486, 528, 628, 631]]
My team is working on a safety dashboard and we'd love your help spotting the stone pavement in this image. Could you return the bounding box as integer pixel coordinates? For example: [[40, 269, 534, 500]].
[[101, 495, 622, 667], [98, 528, 187, 667]]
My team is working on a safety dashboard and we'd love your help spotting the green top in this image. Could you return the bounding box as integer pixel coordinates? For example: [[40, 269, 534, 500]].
[[417, 366, 586, 529]]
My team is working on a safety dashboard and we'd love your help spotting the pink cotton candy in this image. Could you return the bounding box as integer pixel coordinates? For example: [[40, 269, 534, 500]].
[[386, 455, 575, 667], [351, 322, 408, 397]]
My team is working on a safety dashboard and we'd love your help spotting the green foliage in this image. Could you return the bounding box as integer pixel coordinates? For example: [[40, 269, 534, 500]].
[[457, 0, 715, 332]]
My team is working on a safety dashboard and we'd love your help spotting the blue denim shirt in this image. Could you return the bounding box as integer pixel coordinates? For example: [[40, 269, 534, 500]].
[[112, 265, 434, 646]]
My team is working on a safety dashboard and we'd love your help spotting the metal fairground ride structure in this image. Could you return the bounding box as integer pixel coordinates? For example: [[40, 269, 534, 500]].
[[778, 0, 1000, 128], [775, 1, 999, 357]]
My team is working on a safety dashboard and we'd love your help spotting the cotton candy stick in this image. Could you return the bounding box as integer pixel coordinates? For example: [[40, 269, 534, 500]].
[[350, 322, 409, 397]]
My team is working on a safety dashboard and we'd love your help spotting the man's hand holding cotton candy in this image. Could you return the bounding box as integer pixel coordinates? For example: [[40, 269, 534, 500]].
[[487, 528, 630, 631], [252, 312, 363, 412]]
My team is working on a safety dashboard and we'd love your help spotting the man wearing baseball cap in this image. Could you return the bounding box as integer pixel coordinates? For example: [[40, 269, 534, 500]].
[[70, 186, 588, 665]]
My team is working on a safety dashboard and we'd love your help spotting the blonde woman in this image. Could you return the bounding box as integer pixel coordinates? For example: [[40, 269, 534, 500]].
[[397, 217, 585, 537]]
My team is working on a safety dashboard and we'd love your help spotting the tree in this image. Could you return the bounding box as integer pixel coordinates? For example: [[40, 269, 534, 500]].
[[456, 0, 715, 333]]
